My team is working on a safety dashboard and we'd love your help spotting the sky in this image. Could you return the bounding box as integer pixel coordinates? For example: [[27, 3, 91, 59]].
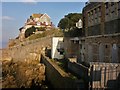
[[1, 1, 86, 48]]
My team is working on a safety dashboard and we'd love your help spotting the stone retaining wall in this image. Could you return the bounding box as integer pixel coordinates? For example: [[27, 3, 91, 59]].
[[41, 54, 85, 89], [8, 36, 52, 61]]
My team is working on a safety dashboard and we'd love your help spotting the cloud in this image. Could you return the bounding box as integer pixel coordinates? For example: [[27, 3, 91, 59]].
[[1, 16, 14, 20]]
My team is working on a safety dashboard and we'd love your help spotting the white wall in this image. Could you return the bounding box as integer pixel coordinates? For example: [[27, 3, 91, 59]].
[[51, 37, 64, 59], [76, 19, 82, 28]]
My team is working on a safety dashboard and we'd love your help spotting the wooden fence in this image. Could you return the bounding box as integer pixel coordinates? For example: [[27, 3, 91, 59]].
[[89, 62, 120, 90]]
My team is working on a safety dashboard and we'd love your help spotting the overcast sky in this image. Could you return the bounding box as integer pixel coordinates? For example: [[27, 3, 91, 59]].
[[1, 1, 86, 48]]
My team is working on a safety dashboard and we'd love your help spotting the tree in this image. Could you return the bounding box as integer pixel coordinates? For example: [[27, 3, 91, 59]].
[[58, 18, 69, 30], [58, 13, 82, 30], [25, 26, 36, 38]]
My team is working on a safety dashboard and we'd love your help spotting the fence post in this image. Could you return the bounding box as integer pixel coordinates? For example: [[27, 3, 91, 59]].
[[104, 67, 106, 88], [116, 65, 119, 89], [90, 65, 93, 90]]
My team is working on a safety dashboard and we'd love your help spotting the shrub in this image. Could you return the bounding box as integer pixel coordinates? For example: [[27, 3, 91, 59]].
[[25, 26, 36, 38]]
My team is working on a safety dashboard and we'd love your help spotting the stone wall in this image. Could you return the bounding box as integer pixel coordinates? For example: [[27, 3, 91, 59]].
[[83, 35, 120, 63], [88, 24, 101, 36], [41, 54, 85, 89], [68, 61, 89, 81], [64, 37, 80, 58], [8, 36, 52, 61], [105, 19, 119, 34]]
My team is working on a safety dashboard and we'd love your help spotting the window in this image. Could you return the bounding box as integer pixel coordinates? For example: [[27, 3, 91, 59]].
[[105, 45, 108, 48], [88, 12, 90, 20], [88, 12, 90, 25], [94, 8, 97, 13], [91, 11, 93, 20], [111, 2, 114, 6], [105, 2, 109, 9], [98, 6, 100, 12], [98, 6, 101, 17], [90, 11, 94, 25], [118, 1, 120, 10], [46, 22, 48, 25], [88, 12, 90, 17], [111, 2, 115, 13], [105, 3, 109, 15], [91, 11, 93, 15], [88, 12, 91, 26], [94, 8, 97, 19]]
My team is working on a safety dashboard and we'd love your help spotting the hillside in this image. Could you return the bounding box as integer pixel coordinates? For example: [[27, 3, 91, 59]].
[[1, 29, 58, 88], [1, 28, 64, 88], [8, 28, 63, 48], [28, 28, 63, 40]]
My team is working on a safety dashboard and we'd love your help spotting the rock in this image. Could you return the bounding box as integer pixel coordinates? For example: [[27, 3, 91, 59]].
[[25, 69, 33, 76], [2, 74, 17, 88], [2, 60, 45, 88]]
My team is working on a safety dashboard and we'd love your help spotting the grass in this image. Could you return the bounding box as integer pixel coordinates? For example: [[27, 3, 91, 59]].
[[28, 28, 63, 40], [49, 58, 78, 80]]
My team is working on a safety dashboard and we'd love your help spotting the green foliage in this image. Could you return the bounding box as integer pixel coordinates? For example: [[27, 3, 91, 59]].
[[58, 13, 82, 30], [25, 26, 46, 39], [58, 18, 69, 30], [25, 26, 36, 38], [28, 33, 45, 40], [30, 16, 33, 19], [64, 28, 82, 37]]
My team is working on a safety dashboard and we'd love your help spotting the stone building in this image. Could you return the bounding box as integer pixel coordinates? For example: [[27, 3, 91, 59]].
[[63, 37, 80, 59], [77, 2, 120, 89], [81, 2, 120, 63]]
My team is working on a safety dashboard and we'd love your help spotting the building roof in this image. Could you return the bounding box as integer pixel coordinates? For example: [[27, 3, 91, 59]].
[[32, 14, 43, 18], [26, 13, 52, 26]]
